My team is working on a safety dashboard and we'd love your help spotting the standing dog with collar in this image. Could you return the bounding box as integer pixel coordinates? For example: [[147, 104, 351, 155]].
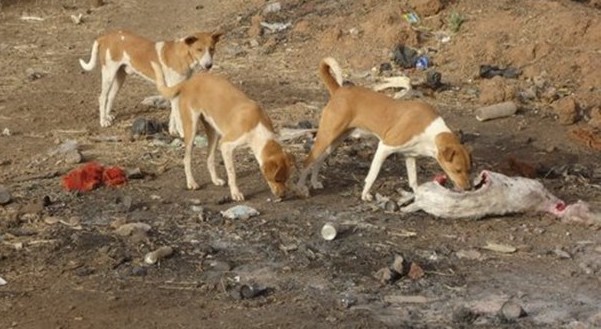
[[79, 30, 222, 136], [297, 57, 472, 201], [150, 62, 295, 201]]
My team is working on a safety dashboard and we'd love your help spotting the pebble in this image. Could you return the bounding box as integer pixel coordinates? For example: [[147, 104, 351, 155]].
[[407, 262, 425, 280], [391, 254, 406, 275], [456, 249, 483, 260], [130, 266, 147, 277], [240, 284, 267, 299], [2, 128, 10, 136], [500, 301, 526, 320], [114, 222, 151, 236], [126, 168, 144, 179], [374, 267, 399, 284], [64, 149, 83, 164], [144, 246, 174, 265], [0, 185, 11, 205], [553, 248, 572, 259], [220, 205, 260, 220]]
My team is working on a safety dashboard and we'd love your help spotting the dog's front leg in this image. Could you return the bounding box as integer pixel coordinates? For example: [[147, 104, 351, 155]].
[[221, 142, 244, 201], [405, 157, 418, 192], [361, 143, 392, 201]]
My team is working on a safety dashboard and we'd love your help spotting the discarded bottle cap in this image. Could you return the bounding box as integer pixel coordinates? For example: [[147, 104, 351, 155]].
[[321, 223, 338, 241]]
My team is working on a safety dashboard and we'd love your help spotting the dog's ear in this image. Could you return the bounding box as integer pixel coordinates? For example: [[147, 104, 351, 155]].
[[211, 31, 224, 43], [184, 36, 199, 45], [440, 147, 456, 162]]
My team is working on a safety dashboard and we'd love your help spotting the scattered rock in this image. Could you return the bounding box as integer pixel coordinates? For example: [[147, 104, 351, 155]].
[[263, 2, 281, 14], [114, 222, 151, 236], [553, 96, 579, 125], [408, 0, 443, 17], [384, 200, 399, 212], [478, 77, 516, 105], [125, 168, 144, 179], [0, 185, 11, 205], [75, 267, 95, 277], [64, 149, 83, 164], [0, 276, 6, 286], [553, 248, 572, 259], [475, 101, 518, 122], [220, 205, 260, 220], [407, 262, 425, 280], [144, 246, 174, 265], [49, 139, 78, 156], [587, 107, 601, 128], [482, 242, 517, 254], [130, 266, 147, 277], [339, 293, 358, 309], [456, 249, 483, 260], [500, 301, 527, 320], [240, 284, 267, 299], [374, 267, 399, 284], [391, 254, 407, 275], [2, 128, 10, 136], [25, 68, 45, 81], [140, 95, 170, 109], [131, 117, 165, 136]]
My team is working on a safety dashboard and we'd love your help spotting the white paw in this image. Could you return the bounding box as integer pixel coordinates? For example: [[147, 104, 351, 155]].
[[187, 180, 200, 190], [100, 115, 114, 127], [361, 192, 374, 202], [230, 190, 245, 201], [311, 181, 324, 190], [212, 178, 226, 186]]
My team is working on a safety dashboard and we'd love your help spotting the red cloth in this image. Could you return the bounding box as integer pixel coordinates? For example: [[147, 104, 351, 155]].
[[62, 162, 127, 192]]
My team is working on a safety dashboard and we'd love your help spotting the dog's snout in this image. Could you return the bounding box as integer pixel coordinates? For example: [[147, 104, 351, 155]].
[[205, 63, 213, 70]]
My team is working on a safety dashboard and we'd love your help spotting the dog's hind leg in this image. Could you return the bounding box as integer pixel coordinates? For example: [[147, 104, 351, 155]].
[[183, 107, 200, 190], [104, 67, 126, 125], [201, 117, 225, 186], [98, 61, 122, 127]]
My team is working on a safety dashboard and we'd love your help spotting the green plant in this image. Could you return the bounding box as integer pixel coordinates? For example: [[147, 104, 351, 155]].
[[448, 11, 465, 33]]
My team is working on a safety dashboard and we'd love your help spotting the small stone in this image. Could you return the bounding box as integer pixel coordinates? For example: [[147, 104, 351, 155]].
[[553, 96, 579, 125], [125, 168, 144, 179], [297, 120, 314, 129], [144, 246, 174, 265], [249, 39, 260, 48], [391, 254, 407, 275], [349, 27, 360, 36], [2, 128, 10, 136], [339, 293, 358, 309], [500, 301, 527, 320], [64, 150, 83, 164], [0, 185, 11, 205], [75, 267, 95, 277], [130, 266, 147, 277], [374, 267, 399, 284], [384, 200, 398, 212], [131, 117, 164, 136], [407, 262, 425, 280], [25, 68, 45, 81], [220, 205, 259, 220], [553, 248, 572, 259], [263, 1, 281, 14], [456, 249, 483, 260], [114, 222, 151, 236]]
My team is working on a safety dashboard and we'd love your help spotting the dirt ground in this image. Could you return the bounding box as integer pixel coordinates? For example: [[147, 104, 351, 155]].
[[1, 0, 601, 328]]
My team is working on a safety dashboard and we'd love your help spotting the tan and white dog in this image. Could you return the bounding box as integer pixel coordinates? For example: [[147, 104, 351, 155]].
[[79, 30, 222, 136], [149, 62, 295, 201], [297, 57, 472, 201]]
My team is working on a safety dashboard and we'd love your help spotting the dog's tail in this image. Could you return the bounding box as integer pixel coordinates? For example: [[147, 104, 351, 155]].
[[79, 40, 99, 71], [319, 57, 343, 96], [150, 61, 183, 99]]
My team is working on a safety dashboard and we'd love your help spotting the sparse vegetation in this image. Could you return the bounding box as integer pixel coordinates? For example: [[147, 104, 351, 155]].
[[448, 11, 465, 33]]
